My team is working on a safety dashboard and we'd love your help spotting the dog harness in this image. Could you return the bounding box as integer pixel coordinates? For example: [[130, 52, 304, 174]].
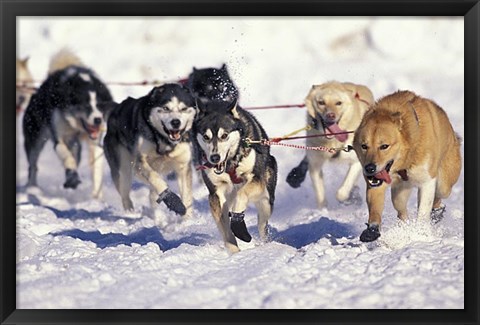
[[397, 169, 409, 181], [196, 159, 244, 184]]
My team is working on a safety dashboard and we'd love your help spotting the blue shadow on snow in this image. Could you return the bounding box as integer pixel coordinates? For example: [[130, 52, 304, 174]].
[[271, 216, 356, 249], [51, 227, 210, 251]]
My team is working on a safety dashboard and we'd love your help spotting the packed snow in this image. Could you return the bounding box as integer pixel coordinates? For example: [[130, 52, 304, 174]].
[[16, 17, 464, 309]]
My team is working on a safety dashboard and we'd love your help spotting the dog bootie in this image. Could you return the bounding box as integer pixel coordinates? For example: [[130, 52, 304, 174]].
[[360, 223, 381, 242], [431, 205, 446, 224], [157, 189, 186, 216], [229, 212, 252, 242], [286, 158, 308, 188], [64, 169, 81, 189]]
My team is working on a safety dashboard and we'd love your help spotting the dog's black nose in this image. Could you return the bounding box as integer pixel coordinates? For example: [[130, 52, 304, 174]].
[[93, 117, 103, 126], [170, 119, 181, 129], [210, 154, 221, 164], [364, 163, 376, 175]]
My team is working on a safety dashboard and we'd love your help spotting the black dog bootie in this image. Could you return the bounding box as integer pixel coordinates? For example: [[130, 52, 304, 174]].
[[64, 169, 81, 189], [360, 223, 381, 242], [157, 189, 186, 216], [229, 212, 252, 242], [431, 205, 446, 224], [286, 158, 308, 188]]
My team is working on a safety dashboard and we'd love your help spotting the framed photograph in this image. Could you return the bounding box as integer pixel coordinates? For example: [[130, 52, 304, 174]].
[[2, 0, 478, 324]]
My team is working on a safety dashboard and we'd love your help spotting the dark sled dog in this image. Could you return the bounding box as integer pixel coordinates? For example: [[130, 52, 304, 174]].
[[103, 84, 197, 216], [186, 63, 239, 104], [193, 99, 277, 253], [185, 63, 240, 174], [23, 50, 115, 198]]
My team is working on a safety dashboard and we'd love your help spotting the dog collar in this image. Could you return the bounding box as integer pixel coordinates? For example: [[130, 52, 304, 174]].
[[196, 158, 244, 184]]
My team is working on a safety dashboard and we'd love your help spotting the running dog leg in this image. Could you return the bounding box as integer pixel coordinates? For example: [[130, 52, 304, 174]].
[[360, 184, 387, 242], [54, 140, 81, 189], [175, 162, 193, 216], [255, 194, 272, 241], [135, 155, 186, 215], [89, 139, 104, 199], [417, 177, 436, 221], [24, 130, 48, 187], [308, 155, 327, 208], [391, 182, 413, 221], [336, 160, 362, 202], [230, 191, 251, 242], [210, 191, 239, 253]]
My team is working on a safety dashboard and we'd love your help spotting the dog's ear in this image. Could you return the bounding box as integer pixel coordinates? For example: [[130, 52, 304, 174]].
[[192, 67, 197, 72], [227, 98, 240, 119], [391, 111, 404, 129], [98, 101, 118, 120], [305, 93, 317, 120], [20, 56, 30, 66], [152, 85, 166, 96], [221, 63, 227, 71]]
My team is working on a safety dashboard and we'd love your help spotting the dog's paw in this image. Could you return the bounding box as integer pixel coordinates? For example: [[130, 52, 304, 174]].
[[229, 212, 252, 242], [338, 186, 362, 206], [63, 169, 81, 189], [360, 223, 381, 242], [431, 205, 446, 224], [286, 160, 308, 188], [157, 189, 187, 216]]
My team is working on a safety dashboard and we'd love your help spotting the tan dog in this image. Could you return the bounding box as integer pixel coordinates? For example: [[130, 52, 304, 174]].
[[352, 90, 462, 242], [288, 81, 374, 208]]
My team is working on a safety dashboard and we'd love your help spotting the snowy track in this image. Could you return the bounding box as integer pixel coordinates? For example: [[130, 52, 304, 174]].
[[16, 17, 464, 309]]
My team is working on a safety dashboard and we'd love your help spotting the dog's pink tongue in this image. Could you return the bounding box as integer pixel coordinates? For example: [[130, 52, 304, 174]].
[[374, 170, 392, 184], [326, 123, 348, 142]]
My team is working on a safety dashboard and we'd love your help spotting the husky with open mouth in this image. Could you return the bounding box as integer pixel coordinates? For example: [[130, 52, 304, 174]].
[[22, 49, 115, 198], [286, 81, 374, 208], [103, 84, 197, 216], [353, 90, 462, 242], [193, 99, 277, 253]]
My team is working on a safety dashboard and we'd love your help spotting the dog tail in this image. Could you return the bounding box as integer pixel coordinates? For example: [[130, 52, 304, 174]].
[[48, 48, 84, 75]]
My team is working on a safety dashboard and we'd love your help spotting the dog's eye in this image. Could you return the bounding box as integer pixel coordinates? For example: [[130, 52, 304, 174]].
[[181, 107, 190, 112], [336, 101, 342, 106], [203, 134, 210, 141], [317, 100, 325, 106], [380, 144, 389, 150], [361, 144, 368, 150], [162, 106, 170, 112], [220, 133, 229, 141]]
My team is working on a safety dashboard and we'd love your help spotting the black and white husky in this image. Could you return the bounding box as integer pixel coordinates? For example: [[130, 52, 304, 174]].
[[193, 99, 277, 253], [103, 84, 197, 216], [22, 50, 115, 198]]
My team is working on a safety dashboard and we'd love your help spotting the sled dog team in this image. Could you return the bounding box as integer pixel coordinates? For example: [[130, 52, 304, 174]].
[[18, 50, 462, 253]]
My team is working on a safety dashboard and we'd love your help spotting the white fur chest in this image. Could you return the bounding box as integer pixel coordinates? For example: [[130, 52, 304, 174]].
[[137, 136, 191, 168], [394, 162, 433, 186]]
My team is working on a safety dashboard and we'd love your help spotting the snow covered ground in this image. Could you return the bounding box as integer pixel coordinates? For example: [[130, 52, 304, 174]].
[[16, 17, 464, 309]]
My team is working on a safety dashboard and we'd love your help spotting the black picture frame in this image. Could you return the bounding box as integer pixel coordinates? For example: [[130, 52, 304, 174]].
[[2, 0, 478, 324]]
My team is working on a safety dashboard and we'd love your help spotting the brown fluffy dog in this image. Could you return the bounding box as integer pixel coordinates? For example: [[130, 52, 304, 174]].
[[353, 90, 462, 242]]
